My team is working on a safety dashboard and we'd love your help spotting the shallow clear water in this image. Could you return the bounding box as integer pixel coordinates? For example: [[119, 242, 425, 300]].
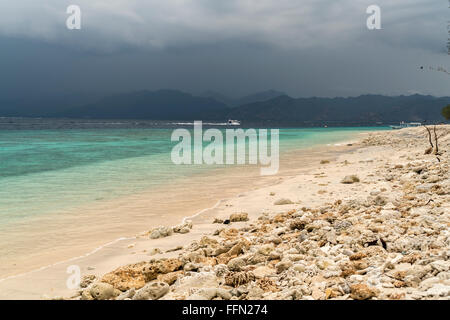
[[0, 121, 391, 277], [0, 125, 387, 228]]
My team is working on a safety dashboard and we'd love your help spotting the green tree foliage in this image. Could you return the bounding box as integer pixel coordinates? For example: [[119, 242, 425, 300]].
[[442, 105, 450, 120]]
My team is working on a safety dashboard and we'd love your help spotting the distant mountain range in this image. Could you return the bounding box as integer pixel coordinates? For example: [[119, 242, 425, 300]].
[[199, 90, 287, 107], [59, 90, 228, 120], [226, 94, 450, 124], [0, 92, 104, 118], [1, 89, 449, 124]]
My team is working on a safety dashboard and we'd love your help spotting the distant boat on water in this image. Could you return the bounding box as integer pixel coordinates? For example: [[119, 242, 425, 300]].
[[390, 121, 422, 130], [227, 119, 241, 126]]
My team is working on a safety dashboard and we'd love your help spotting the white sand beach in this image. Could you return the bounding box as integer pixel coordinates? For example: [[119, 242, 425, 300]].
[[1, 126, 448, 300]]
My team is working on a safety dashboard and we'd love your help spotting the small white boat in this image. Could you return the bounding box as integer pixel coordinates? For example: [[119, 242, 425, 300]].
[[227, 119, 241, 126], [390, 121, 422, 130]]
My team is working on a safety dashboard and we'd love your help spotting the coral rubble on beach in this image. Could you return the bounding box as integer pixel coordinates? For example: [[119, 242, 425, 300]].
[[72, 126, 450, 300]]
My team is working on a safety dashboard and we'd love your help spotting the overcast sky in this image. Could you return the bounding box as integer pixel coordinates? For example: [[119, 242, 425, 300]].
[[0, 0, 448, 99]]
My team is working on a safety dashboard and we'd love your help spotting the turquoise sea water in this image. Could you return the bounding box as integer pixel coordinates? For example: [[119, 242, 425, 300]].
[[0, 122, 391, 276], [0, 125, 388, 227], [0, 125, 388, 228]]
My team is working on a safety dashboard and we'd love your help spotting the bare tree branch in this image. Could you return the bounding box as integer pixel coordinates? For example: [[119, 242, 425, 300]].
[[424, 125, 434, 154], [433, 125, 439, 155]]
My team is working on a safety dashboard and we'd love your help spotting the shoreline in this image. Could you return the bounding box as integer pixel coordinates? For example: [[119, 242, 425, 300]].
[[72, 125, 447, 301], [0, 197, 229, 286], [0, 131, 370, 299], [0, 128, 374, 279]]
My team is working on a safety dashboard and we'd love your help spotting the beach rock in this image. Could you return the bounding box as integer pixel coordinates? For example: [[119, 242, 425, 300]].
[[415, 184, 434, 193], [228, 240, 250, 256], [172, 272, 220, 293], [195, 238, 215, 251], [225, 271, 256, 287], [247, 286, 265, 299], [420, 277, 441, 290], [217, 288, 232, 300], [412, 166, 425, 174], [90, 282, 116, 300], [214, 264, 229, 277], [427, 175, 441, 183], [184, 262, 201, 272], [173, 221, 193, 234], [276, 260, 293, 274], [148, 248, 162, 256], [430, 260, 450, 273], [187, 287, 232, 300], [81, 290, 94, 301], [158, 271, 184, 285], [257, 244, 274, 256], [153, 258, 183, 280], [227, 257, 247, 271], [267, 236, 282, 245], [132, 281, 169, 300], [184, 250, 206, 263], [187, 288, 218, 300], [230, 212, 249, 222], [220, 228, 239, 239], [80, 275, 96, 288], [143, 259, 183, 282], [341, 175, 360, 184], [149, 226, 173, 239], [274, 198, 294, 205], [290, 219, 307, 231], [166, 246, 183, 253], [350, 284, 378, 300], [246, 252, 268, 265], [116, 288, 135, 300], [371, 195, 388, 206], [101, 262, 147, 291], [425, 284, 450, 297], [311, 287, 326, 300], [325, 230, 337, 244], [269, 251, 282, 261], [252, 266, 275, 278]]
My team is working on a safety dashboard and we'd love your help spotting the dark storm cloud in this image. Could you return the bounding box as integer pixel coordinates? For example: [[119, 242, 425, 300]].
[[0, 0, 448, 98]]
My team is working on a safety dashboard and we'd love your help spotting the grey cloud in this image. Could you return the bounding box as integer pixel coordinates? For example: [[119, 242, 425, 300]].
[[0, 0, 444, 52], [0, 0, 448, 99]]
